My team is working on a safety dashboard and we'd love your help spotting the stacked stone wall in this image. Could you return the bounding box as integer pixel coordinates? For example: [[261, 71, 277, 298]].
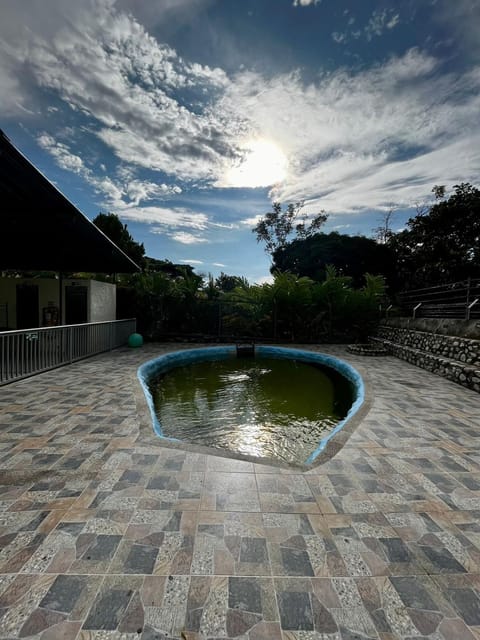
[[373, 325, 480, 393], [376, 325, 480, 366]]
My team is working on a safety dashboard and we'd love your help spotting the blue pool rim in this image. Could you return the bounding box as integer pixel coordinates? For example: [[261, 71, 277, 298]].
[[137, 345, 365, 466]]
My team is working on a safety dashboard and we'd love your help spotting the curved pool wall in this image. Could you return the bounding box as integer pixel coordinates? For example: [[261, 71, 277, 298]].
[[137, 345, 365, 466]]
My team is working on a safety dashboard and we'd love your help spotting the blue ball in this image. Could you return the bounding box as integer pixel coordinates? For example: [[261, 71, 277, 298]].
[[128, 333, 144, 348]]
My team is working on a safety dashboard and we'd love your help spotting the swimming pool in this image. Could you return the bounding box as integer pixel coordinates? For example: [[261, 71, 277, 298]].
[[138, 346, 364, 467]]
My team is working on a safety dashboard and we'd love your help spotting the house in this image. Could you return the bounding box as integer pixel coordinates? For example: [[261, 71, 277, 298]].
[[0, 129, 139, 329]]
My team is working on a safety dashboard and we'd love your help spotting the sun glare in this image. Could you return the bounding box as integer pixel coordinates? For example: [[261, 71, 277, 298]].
[[226, 139, 288, 188]]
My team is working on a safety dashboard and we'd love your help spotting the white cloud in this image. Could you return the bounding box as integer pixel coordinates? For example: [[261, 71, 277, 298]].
[[37, 133, 85, 174], [213, 262, 226, 267], [180, 259, 203, 264], [37, 130, 227, 246], [170, 231, 209, 244], [120, 206, 209, 229], [220, 48, 480, 215], [125, 179, 182, 206], [365, 9, 401, 41], [210, 221, 239, 230], [332, 32, 347, 44], [3, 0, 479, 228], [332, 8, 400, 45], [37, 132, 182, 209], [255, 274, 274, 285], [240, 215, 263, 227], [0, 0, 242, 181], [293, 0, 321, 6]]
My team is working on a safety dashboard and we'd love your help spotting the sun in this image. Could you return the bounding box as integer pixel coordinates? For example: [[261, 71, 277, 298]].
[[225, 139, 288, 188]]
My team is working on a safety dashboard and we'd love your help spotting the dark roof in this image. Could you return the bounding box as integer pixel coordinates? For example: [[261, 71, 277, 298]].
[[0, 130, 140, 273]]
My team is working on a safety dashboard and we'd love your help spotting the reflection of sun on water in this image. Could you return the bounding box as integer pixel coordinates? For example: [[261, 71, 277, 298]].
[[226, 139, 288, 188]]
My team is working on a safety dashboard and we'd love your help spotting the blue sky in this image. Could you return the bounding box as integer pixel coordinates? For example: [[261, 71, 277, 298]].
[[1, 0, 479, 282]]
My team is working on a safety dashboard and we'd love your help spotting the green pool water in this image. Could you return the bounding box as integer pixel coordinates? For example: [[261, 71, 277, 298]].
[[150, 356, 354, 464]]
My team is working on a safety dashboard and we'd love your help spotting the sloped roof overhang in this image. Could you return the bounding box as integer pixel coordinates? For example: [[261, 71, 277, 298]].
[[0, 130, 140, 273]]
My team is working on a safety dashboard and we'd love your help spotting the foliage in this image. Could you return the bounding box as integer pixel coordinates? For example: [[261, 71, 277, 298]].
[[221, 283, 271, 337], [144, 257, 195, 277], [272, 232, 396, 289], [93, 212, 145, 268], [387, 183, 480, 288], [211, 267, 384, 342], [102, 205, 384, 341], [215, 272, 249, 292], [253, 201, 328, 258], [266, 271, 314, 341]]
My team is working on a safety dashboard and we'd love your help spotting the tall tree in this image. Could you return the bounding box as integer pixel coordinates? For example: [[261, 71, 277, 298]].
[[272, 232, 396, 288], [253, 201, 328, 259], [388, 183, 480, 288], [93, 212, 145, 267]]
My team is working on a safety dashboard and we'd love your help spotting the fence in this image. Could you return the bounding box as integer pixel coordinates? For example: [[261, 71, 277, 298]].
[[0, 318, 136, 385], [397, 279, 480, 319]]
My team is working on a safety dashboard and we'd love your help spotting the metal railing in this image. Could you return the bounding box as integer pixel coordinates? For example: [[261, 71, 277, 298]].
[[0, 318, 136, 385], [398, 279, 480, 319]]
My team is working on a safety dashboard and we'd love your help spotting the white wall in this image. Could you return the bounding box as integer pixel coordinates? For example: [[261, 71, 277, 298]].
[[89, 279, 116, 322]]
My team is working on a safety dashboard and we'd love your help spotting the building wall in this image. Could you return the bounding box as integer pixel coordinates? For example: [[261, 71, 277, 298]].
[[0, 277, 116, 329], [0, 277, 59, 329], [89, 279, 116, 322]]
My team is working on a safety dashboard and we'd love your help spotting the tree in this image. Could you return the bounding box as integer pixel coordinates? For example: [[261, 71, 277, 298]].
[[143, 257, 194, 278], [272, 232, 396, 288], [388, 183, 480, 288], [93, 212, 145, 267], [432, 184, 446, 200], [373, 207, 396, 244], [215, 272, 248, 292], [253, 201, 328, 259]]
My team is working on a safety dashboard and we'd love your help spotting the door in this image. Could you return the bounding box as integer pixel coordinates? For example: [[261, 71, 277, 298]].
[[65, 286, 88, 324], [16, 284, 39, 329]]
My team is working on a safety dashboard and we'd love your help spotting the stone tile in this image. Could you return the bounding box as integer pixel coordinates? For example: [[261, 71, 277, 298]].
[[39, 575, 86, 613], [257, 474, 319, 514], [432, 574, 480, 626], [278, 590, 313, 630], [3, 344, 480, 637], [83, 577, 139, 630], [112, 516, 194, 575], [206, 456, 255, 473], [192, 512, 269, 576], [184, 576, 278, 638], [141, 471, 205, 510], [142, 574, 190, 637], [0, 574, 58, 637], [201, 472, 261, 512], [68, 533, 122, 573], [123, 542, 159, 574]]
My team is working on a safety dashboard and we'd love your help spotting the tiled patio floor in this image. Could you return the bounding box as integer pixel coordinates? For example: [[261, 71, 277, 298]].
[[1, 343, 480, 639]]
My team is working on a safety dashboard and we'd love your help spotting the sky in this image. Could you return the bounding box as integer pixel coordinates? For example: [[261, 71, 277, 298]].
[[1, 0, 479, 283]]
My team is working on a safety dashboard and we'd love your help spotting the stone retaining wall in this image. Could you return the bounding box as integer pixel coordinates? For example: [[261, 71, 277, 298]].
[[377, 325, 480, 366], [373, 324, 480, 393]]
